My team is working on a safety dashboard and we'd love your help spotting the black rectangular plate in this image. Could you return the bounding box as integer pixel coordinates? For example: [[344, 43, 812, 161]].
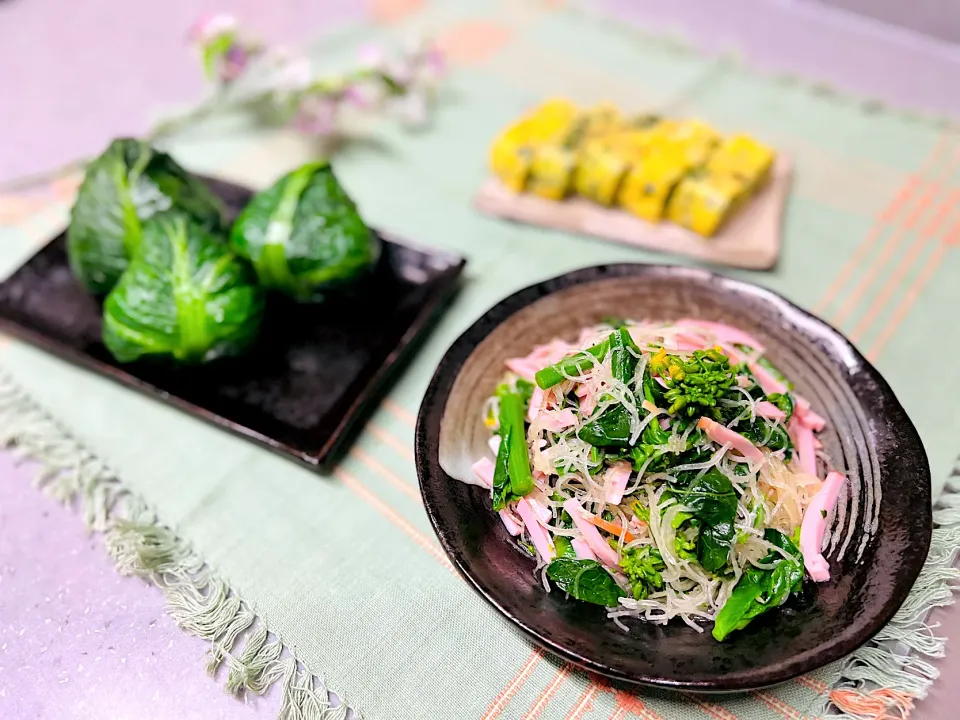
[[0, 177, 465, 470]]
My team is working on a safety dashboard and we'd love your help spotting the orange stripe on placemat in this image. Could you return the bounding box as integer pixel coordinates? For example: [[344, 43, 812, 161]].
[[866, 238, 948, 360], [336, 467, 454, 572], [384, 398, 418, 428], [608, 707, 628, 720], [849, 190, 960, 343], [0, 195, 47, 225], [689, 696, 739, 720], [829, 687, 914, 719], [349, 446, 421, 501], [435, 21, 513, 65], [482, 647, 545, 720], [830, 150, 960, 326], [750, 690, 804, 720], [367, 0, 425, 24], [367, 422, 415, 461], [519, 663, 572, 720], [609, 690, 665, 720], [814, 133, 951, 315], [564, 681, 603, 720], [795, 674, 829, 694]]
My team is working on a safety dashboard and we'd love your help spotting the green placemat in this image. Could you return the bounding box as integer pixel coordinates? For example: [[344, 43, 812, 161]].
[[3, 2, 960, 718]]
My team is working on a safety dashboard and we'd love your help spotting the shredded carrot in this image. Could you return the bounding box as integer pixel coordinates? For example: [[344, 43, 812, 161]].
[[588, 515, 636, 543]]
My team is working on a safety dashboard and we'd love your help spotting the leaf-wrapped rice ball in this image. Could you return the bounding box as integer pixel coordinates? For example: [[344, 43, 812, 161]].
[[229, 162, 380, 301], [103, 213, 264, 364], [67, 138, 223, 294]]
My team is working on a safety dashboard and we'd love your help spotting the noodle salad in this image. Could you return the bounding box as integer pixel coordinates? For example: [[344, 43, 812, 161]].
[[466, 319, 846, 641]]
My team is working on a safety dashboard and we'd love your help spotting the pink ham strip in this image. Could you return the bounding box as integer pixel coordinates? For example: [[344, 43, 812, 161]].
[[698, 417, 765, 465], [604, 461, 633, 506], [665, 334, 705, 352], [799, 408, 826, 432], [471, 457, 494, 488], [507, 340, 576, 384], [517, 498, 556, 562], [528, 385, 545, 422], [505, 358, 538, 381], [800, 471, 846, 581], [720, 344, 745, 364], [538, 409, 577, 431], [488, 435, 501, 456], [526, 490, 554, 524], [499, 508, 522, 536], [563, 498, 620, 567], [676, 331, 709, 350], [676, 319, 766, 353], [576, 384, 597, 418], [572, 539, 597, 561], [795, 398, 827, 431], [755, 401, 786, 423], [749, 361, 788, 396], [789, 419, 817, 476], [749, 363, 827, 431]]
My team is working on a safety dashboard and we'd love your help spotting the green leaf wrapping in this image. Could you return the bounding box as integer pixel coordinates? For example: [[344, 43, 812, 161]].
[[67, 138, 223, 294], [103, 214, 265, 364], [229, 162, 381, 301]]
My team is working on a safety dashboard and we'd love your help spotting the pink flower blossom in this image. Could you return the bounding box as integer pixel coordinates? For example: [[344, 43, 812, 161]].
[[220, 46, 249, 83], [292, 95, 339, 136], [425, 45, 445, 76], [189, 14, 236, 44], [342, 81, 382, 109]]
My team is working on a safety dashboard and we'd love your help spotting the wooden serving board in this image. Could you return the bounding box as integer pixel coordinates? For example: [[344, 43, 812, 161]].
[[473, 155, 793, 270]]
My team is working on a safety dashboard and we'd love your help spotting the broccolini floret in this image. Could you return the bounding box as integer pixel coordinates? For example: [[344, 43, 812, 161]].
[[650, 347, 736, 419], [620, 546, 666, 600]]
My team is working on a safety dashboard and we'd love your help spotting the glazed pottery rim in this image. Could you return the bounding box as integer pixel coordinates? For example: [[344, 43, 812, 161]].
[[415, 262, 932, 692]]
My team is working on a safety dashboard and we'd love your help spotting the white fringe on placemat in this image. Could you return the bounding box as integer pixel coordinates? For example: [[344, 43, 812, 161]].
[[822, 475, 960, 719], [0, 375, 360, 720]]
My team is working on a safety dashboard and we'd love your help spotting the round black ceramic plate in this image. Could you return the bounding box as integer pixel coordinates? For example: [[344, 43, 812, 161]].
[[415, 264, 932, 692]]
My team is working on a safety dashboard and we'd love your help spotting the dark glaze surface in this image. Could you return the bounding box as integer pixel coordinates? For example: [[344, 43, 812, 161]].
[[415, 263, 931, 691], [0, 177, 464, 470]]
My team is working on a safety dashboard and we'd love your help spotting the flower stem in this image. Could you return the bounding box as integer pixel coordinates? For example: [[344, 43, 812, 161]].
[[0, 61, 414, 195]]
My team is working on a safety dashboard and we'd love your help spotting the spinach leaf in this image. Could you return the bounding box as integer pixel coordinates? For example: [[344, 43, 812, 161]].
[[546, 558, 624, 607], [739, 418, 793, 455], [609, 327, 640, 386], [230, 162, 380, 302], [642, 372, 666, 407], [670, 468, 738, 573], [711, 529, 803, 641], [577, 404, 633, 448], [765, 393, 794, 423], [712, 573, 763, 642]]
